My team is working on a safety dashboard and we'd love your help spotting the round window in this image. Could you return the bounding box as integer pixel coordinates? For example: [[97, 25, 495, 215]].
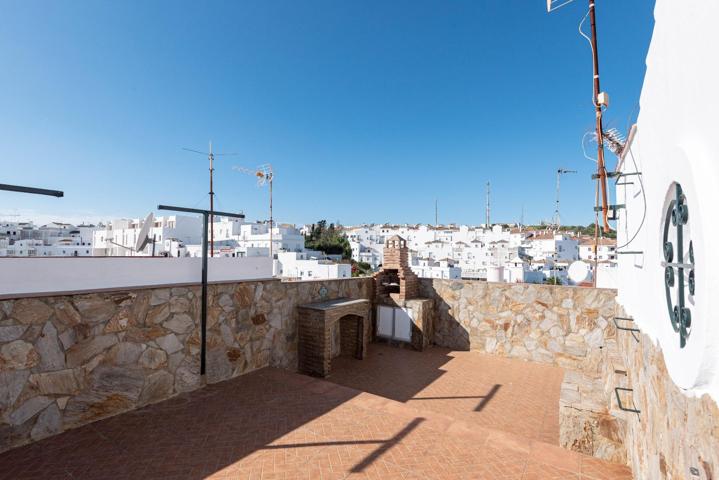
[[662, 183, 695, 348]]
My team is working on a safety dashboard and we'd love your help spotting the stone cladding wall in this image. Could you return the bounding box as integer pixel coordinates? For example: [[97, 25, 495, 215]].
[[418, 279, 617, 371], [419, 278, 719, 477], [419, 279, 626, 463], [0, 277, 372, 453], [610, 321, 719, 480]]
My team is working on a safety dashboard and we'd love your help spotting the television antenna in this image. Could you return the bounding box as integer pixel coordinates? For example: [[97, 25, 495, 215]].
[[183, 142, 238, 256], [485, 182, 491, 227], [553, 168, 577, 229], [546, 0, 576, 12], [233, 164, 275, 258]]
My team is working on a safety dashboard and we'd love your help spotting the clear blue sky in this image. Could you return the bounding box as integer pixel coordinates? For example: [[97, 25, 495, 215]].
[[0, 0, 655, 226]]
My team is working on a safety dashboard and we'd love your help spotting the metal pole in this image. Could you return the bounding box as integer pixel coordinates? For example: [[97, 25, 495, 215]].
[[269, 176, 273, 259], [589, 0, 609, 233], [486, 182, 490, 227], [201, 212, 208, 376], [209, 142, 215, 257], [158, 204, 244, 377], [0, 184, 64, 197]]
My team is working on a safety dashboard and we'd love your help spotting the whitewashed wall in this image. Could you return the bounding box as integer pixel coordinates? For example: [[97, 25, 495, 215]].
[[616, 0, 719, 400], [0, 257, 273, 298]]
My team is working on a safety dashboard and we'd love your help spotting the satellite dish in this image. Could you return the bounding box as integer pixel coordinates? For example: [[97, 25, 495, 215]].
[[568, 260, 592, 284], [135, 212, 155, 252]]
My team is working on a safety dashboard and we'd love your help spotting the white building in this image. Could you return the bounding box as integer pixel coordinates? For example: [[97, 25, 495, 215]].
[[410, 257, 462, 280], [343, 223, 574, 284], [614, 0, 719, 403], [213, 218, 304, 255], [522, 231, 579, 264], [93, 215, 202, 256], [578, 237, 616, 261], [0, 222, 97, 257], [274, 251, 351, 280]]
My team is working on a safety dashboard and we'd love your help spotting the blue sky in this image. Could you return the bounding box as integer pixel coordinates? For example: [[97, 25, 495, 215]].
[[0, 0, 655, 227]]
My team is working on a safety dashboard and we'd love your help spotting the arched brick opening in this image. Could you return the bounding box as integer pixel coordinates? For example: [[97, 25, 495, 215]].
[[297, 298, 370, 377]]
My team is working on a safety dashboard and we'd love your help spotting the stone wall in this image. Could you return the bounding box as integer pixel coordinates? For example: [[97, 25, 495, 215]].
[[418, 279, 719, 476], [610, 320, 719, 480], [419, 279, 617, 372], [419, 279, 626, 463], [0, 277, 373, 453]]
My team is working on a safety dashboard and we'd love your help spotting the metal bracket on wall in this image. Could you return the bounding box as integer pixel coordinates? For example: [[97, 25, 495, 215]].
[[594, 204, 625, 221], [593, 171, 642, 180], [616, 250, 643, 255], [614, 387, 641, 414], [613, 317, 640, 342]]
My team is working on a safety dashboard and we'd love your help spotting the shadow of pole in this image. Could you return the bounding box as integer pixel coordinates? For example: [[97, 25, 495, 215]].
[[475, 384, 501, 412], [350, 417, 425, 473]]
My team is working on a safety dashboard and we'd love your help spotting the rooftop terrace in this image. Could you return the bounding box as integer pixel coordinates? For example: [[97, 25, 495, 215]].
[[0, 345, 630, 479], [0, 273, 716, 479]]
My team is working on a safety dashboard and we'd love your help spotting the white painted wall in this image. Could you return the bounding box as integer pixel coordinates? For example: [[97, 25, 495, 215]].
[[615, 0, 719, 400], [0, 257, 273, 298]]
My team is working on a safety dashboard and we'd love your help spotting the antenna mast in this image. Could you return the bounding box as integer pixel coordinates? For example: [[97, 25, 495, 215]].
[[233, 164, 274, 258], [435, 198, 438, 226], [485, 182, 491, 227], [589, 0, 610, 235], [208, 141, 214, 256], [183, 142, 238, 257], [554, 168, 577, 230]]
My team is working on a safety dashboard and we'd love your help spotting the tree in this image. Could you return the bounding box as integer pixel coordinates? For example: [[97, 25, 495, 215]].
[[351, 261, 373, 277], [305, 219, 352, 259]]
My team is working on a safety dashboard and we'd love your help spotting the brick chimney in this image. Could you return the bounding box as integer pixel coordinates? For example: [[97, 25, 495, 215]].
[[373, 235, 419, 302]]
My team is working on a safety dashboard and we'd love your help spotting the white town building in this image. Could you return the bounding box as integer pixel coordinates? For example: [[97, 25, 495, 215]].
[[410, 257, 461, 280], [274, 251, 351, 280]]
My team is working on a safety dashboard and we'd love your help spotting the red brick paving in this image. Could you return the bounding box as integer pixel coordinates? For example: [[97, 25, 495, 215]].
[[0, 347, 632, 479], [327, 344, 563, 444]]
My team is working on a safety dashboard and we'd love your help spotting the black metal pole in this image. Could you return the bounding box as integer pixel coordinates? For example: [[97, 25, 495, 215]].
[[201, 212, 208, 376], [157, 204, 244, 378], [0, 183, 64, 197]]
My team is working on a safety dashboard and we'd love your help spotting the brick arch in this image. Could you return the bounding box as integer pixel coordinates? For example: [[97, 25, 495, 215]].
[[297, 298, 371, 377]]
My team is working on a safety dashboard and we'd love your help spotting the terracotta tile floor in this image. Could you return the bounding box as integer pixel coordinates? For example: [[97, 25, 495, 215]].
[[327, 344, 563, 444], [0, 347, 633, 479]]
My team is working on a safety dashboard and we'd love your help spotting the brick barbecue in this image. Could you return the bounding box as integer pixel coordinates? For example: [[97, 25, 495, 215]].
[[373, 235, 420, 302], [297, 298, 371, 377]]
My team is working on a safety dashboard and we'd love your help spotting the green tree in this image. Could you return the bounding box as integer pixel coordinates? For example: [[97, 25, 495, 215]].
[[305, 219, 352, 259]]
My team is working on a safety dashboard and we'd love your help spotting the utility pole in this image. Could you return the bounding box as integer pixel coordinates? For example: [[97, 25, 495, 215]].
[[554, 168, 577, 230], [589, 0, 610, 235], [485, 182, 491, 227], [435, 198, 438, 226], [208, 142, 215, 257], [183, 142, 238, 257]]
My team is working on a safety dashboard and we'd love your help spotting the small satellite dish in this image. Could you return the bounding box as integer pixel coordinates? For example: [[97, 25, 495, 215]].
[[135, 212, 155, 252], [568, 260, 592, 284]]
